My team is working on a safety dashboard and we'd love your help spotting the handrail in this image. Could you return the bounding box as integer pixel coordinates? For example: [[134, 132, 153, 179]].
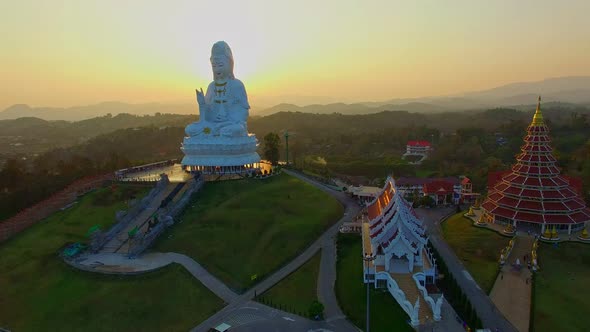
[[412, 272, 443, 321], [376, 271, 420, 326]]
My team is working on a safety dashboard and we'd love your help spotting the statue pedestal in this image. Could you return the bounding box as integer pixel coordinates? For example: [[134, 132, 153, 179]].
[[181, 134, 260, 175]]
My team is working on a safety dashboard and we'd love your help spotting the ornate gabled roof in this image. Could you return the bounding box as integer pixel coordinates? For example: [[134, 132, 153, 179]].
[[483, 97, 590, 224], [368, 177, 428, 254]]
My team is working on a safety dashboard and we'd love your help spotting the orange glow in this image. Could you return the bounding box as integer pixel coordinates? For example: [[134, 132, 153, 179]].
[[1, 0, 589, 110]]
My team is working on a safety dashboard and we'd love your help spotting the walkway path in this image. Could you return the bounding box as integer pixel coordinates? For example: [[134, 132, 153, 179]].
[[71, 252, 238, 303], [490, 235, 534, 332], [286, 170, 360, 324], [416, 208, 518, 332], [189, 170, 360, 332]]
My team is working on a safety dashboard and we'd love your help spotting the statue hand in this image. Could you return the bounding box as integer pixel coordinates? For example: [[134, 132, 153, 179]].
[[196, 88, 206, 106], [215, 112, 227, 122]]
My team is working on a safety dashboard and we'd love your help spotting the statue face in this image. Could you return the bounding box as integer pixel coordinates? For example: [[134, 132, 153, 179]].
[[211, 55, 230, 79]]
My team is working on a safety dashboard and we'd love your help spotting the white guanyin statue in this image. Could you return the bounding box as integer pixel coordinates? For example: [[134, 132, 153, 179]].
[[185, 41, 249, 138], [181, 41, 260, 171]]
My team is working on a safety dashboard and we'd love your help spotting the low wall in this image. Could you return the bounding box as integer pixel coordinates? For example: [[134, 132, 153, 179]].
[[0, 173, 113, 243]]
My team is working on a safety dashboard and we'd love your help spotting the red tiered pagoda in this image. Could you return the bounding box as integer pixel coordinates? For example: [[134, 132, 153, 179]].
[[482, 97, 590, 234]]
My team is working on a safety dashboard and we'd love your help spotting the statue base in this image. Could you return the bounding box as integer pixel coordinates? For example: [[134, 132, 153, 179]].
[[181, 133, 261, 175]]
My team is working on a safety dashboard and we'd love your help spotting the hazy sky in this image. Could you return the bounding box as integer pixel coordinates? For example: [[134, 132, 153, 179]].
[[1, 0, 589, 110]]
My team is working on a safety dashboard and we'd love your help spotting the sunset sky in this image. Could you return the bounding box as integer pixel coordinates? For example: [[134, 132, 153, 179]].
[[1, 0, 589, 110]]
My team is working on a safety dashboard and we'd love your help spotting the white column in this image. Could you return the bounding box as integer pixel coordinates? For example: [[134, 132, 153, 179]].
[[568, 224, 572, 235], [541, 223, 546, 233], [408, 254, 414, 272]]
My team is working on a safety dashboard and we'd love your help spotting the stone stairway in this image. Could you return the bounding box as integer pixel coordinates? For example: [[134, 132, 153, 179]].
[[102, 184, 177, 253], [391, 273, 432, 324]]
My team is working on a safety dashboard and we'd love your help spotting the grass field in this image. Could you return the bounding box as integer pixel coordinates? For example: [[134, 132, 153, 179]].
[[258, 250, 321, 316], [533, 242, 590, 332], [0, 184, 224, 332], [335, 234, 414, 332], [155, 173, 343, 292], [441, 212, 510, 292]]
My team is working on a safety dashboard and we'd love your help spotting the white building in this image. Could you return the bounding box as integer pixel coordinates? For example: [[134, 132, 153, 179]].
[[361, 177, 443, 326]]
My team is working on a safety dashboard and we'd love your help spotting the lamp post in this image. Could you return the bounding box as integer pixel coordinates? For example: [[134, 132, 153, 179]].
[[284, 131, 289, 166], [363, 252, 376, 332]]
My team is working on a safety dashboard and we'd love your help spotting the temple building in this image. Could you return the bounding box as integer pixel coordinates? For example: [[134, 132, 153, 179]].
[[396, 176, 478, 205], [405, 140, 431, 155], [361, 177, 443, 326], [402, 140, 431, 164], [482, 97, 590, 234]]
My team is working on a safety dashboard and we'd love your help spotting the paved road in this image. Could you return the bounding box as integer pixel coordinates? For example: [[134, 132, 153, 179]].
[[220, 301, 342, 332], [190, 170, 360, 332], [416, 208, 518, 332]]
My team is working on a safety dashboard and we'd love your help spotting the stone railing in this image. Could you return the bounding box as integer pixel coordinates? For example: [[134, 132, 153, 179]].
[[376, 271, 420, 326], [412, 272, 443, 321]]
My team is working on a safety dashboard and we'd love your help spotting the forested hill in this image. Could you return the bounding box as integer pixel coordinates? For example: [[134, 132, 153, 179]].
[[250, 105, 590, 136], [2, 104, 590, 220], [2, 105, 590, 164]]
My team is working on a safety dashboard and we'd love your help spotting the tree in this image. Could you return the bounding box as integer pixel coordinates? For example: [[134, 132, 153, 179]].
[[308, 300, 324, 319], [263, 132, 281, 165]]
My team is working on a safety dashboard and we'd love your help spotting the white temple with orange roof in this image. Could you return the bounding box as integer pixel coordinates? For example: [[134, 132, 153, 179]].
[[361, 176, 443, 326]]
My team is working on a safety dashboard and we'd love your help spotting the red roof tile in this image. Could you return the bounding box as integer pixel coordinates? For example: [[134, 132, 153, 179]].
[[407, 140, 431, 147]]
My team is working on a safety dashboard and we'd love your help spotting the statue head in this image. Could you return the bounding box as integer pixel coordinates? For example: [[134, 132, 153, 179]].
[[210, 41, 235, 80]]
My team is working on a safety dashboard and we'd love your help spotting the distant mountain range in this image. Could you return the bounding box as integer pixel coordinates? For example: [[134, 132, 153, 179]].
[[2, 76, 589, 121]]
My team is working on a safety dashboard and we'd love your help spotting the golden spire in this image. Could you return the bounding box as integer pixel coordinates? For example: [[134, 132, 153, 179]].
[[532, 95, 544, 125]]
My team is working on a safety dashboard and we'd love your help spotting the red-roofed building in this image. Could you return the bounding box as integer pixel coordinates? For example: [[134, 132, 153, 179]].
[[396, 176, 479, 205], [482, 97, 590, 234], [423, 180, 455, 205], [405, 140, 432, 155]]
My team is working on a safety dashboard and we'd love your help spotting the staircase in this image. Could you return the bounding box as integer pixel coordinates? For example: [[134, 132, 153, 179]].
[[390, 273, 432, 324]]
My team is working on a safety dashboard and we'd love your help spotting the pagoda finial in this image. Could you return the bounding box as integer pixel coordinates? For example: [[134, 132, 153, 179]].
[[532, 95, 544, 125]]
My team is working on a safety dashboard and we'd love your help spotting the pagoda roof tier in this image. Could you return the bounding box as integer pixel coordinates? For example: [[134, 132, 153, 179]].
[[515, 153, 556, 164], [482, 97, 590, 225], [483, 200, 590, 224], [489, 185, 579, 201], [524, 134, 551, 143]]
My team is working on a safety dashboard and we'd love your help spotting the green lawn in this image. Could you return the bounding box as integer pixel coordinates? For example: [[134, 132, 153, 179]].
[[441, 212, 510, 292], [533, 242, 590, 332], [335, 234, 414, 332], [155, 173, 343, 292], [257, 250, 322, 316], [0, 184, 224, 332]]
